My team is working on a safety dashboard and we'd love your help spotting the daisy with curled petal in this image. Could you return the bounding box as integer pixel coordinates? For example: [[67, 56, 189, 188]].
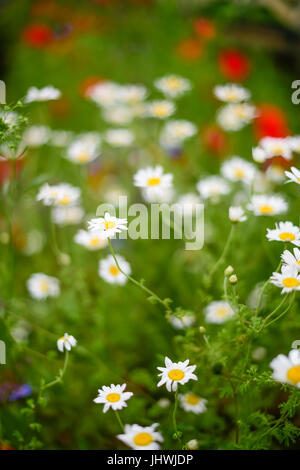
[[57, 333, 77, 352], [27, 273, 60, 300], [247, 194, 288, 216], [266, 222, 300, 246], [229, 206, 247, 223], [93, 384, 133, 413], [281, 248, 300, 272], [147, 100, 175, 119], [105, 129, 134, 147], [154, 75, 191, 98], [117, 423, 164, 450], [134, 165, 173, 202], [270, 349, 300, 388], [205, 301, 234, 324], [196, 176, 230, 200], [214, 84, 250, 103], [221, 156, 256, 185], [157, 357, 197, 392], [285, 166, 300, 185], [88, 212, 128, 238], [98, 254, 131, 285], [270, 265, 300, 294], [74, 230, 107, 250], [179, 393, 207, 414]]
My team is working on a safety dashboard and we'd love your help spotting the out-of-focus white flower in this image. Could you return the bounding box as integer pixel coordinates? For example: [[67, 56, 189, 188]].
[[221, 157, 256, 185], [50, 130, 73, 147], [154, 75, 191, 98], [265, 164, 286, 183], [176, 193, 202, 217], [24, 86, 61, 103], [102, 106, 134, 125], [51, 206, 84, 226], [214, 84, 250, 103], [196, 176, 230, 200], [66, 138, 100, 164], [270, 349, 300, 387], [117, 423, 164, 450], [87, 81, 122, 107], [118, 85, 147, 104], [179, 393, 207, 414], [94, 384, 133, 413], [88, 212, 128, 238], [281, 248, 300, 272], [147, 100, 175, 119], [247, 194, 288, 216], [161, 120, 197, 144], [22, 229, 45, 255], [57, 333, 77, 352], [0, 110, 19, 127], [186, 439, 199, 450], [285, 166, 300, 185], [157, 357, 197, 392], [134, 165, 173, 202], [169, 312, 195, 329], [157, 398, 170, 408], [11, 320, 31, 344], [27, 273, 60, 300], [252, 146, 267, 163], [74, 229, 107, 250], [229, 206, 247, 223], [289, 136, 300, 153], [204, 301, 234, 324], [217, 103, 256, 131], [252, 347, 266, 361], [37, 183, 81, 207], [256, 137, 292, 162], [23, 125, 51, 147], [266, 221, 300, 246], [105, 129, 134, 147], [98, 254, 131, 285], [270, 265, 300, 294]]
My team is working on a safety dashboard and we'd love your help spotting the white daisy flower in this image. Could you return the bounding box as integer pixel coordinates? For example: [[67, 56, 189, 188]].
[[221, 157, 256, 185], [161, 120, 197, 143], [179, 393, 207, 414], [281, 248, 300, 272], [24, 85, 61, 103], [51, 206, 84, 226], [265, 164, 286, 183], [259, 137, 292, 161], [176, 193, 202, 217], [74, 229, 107, 250], [105, 129, 134, 147], [0, 110, 19, 127], [147, 100, 175, 119], [134, 165, 173, 202], [93, 384, 133, 413], [102, 106, 134, 125], [53, 183, 81, 207], [289, 136, 300, 153], [157, 357, 197, 392], [285, 166, 300, 185], [205, 301, 234, 324], [88, 212, 128, 238], [270, 265, 300, 294], [66, 138, 100, 164], [117, 423, 164, 450], [57, 333, 77, 352], [49, 130, 73, 147], [87, 81, 122, 107], [196, 176, 230, 200], [27, 273, 60, 300], [229, 206, 247, 223], [266, 222, 300, 246], [98, 254, 131, 285], [214, 84, 250, 103], [23, 125, 51, 147], [169, 313, 195, 329], [217, 103, 256, 131], [252, 146, 267, 163], [154, 75, 191, 98], [270, 349, 300, 388], [118, 85, 148, 104], [247, 194, 288, 216]]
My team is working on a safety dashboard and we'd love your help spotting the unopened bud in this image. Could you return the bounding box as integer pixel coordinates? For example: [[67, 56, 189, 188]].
[[229, 274, 238, 285], [199, 326, 206, 333], [224, 265, 234, 276], [58, 253, 71, 266], [187, 439, 199, 450]]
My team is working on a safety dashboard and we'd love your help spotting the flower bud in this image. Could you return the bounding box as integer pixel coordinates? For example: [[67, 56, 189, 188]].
[[224, 265, 234, 276], [229, 274, 238, 285], [199, 326, 206, 333], [187, 439, 199, 450]]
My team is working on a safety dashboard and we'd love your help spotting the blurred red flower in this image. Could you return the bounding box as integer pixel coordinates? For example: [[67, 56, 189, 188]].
[[22, 24, 53, 48], [193, 18, 216, 40], [203, 124, 228, 156], [218, 49, 251, 81], [254, 104, 290, 140], [177, 38, 203, 61]]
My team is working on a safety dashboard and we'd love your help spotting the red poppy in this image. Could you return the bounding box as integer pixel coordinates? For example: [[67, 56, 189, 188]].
[[253, 104, 290, 141], [79, 76, 106, 98], [177, 38, 203, 61], [22, 24, 53, 48], [218, 49, 251, 81], [202, 124, 228, 156], [193, 18, 216, 40]]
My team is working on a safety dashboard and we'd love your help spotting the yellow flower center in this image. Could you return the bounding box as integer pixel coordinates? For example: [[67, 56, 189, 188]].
[[89, 237, 100, 247], [103, 220, 115, 230], [147, 177, 161, 186], [133, 432, 153, 447], [282, 277, 300, 288], [106, 392, 121, 403], [279, 232, 296, 241], [58, 195, 71, 205], [153, 105, 168, 117], [185, 394, 200, 405], [216, 307, 228, 318], [234, 168, 245, 179], [297, 260, 300, 266], [168, 369, 185, 381], [40, 280, 49, 293], [166, 77, 181, 90], [77, 151, 90, 163], [272, 146, 283, 154], [259, 204, 274, 215], [226, 90, 238, 101], [286, 365, 300, 385], [109, 265, 119, 276]]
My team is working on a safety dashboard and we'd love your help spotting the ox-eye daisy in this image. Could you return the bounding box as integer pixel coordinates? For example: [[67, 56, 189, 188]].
[[117, 423, 164, 450], [270, 349, 300, 388], [66, 138, 100, 164], [281, 248, 300, 272], [154, 75, 191, 97], [259, 137, 292, 162], [134, 165, 173, 202], [229, 206, 247, 223], [37, 183, 81, 207], [147, 100, 175, 119], [285, 166, 300, 185], [266, 222, 300, 246], [27, 273, 60, 300], [270, 265, 300, 294], [57, 333, 77, 352], [221, 157, 256, 185], [161, 120, 197, 143], [247, 194, 288, 216], [105, 129, 134, 147], [88, 212, 128, 238], [205, 301, 234, 324], [217, 103, 256, 131], [196, 176, 230, 200], [179, 393, 207, 414], [74, 230, 107, 250], [157, 357, 197, 392], [24, 85, 61, 103], [93, 384, 133, 413], [51, 206, 84, 226], [98, 254, 131, 285], [214, 84, 250, 103]]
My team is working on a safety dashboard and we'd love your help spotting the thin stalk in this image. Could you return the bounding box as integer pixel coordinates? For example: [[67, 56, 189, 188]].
[[207, 225, 235, 286], [114, 410, 124, 432], [172, 389, 182, 446]]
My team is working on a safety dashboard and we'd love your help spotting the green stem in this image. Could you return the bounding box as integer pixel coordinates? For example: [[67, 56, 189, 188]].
[[255, 259, 282, 315], [207, 225, 235, 286], [172, 389, 182, 446], [261, 292, 295, 331], [39, 351, 69, 399], [114, 410, 124, 431]]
